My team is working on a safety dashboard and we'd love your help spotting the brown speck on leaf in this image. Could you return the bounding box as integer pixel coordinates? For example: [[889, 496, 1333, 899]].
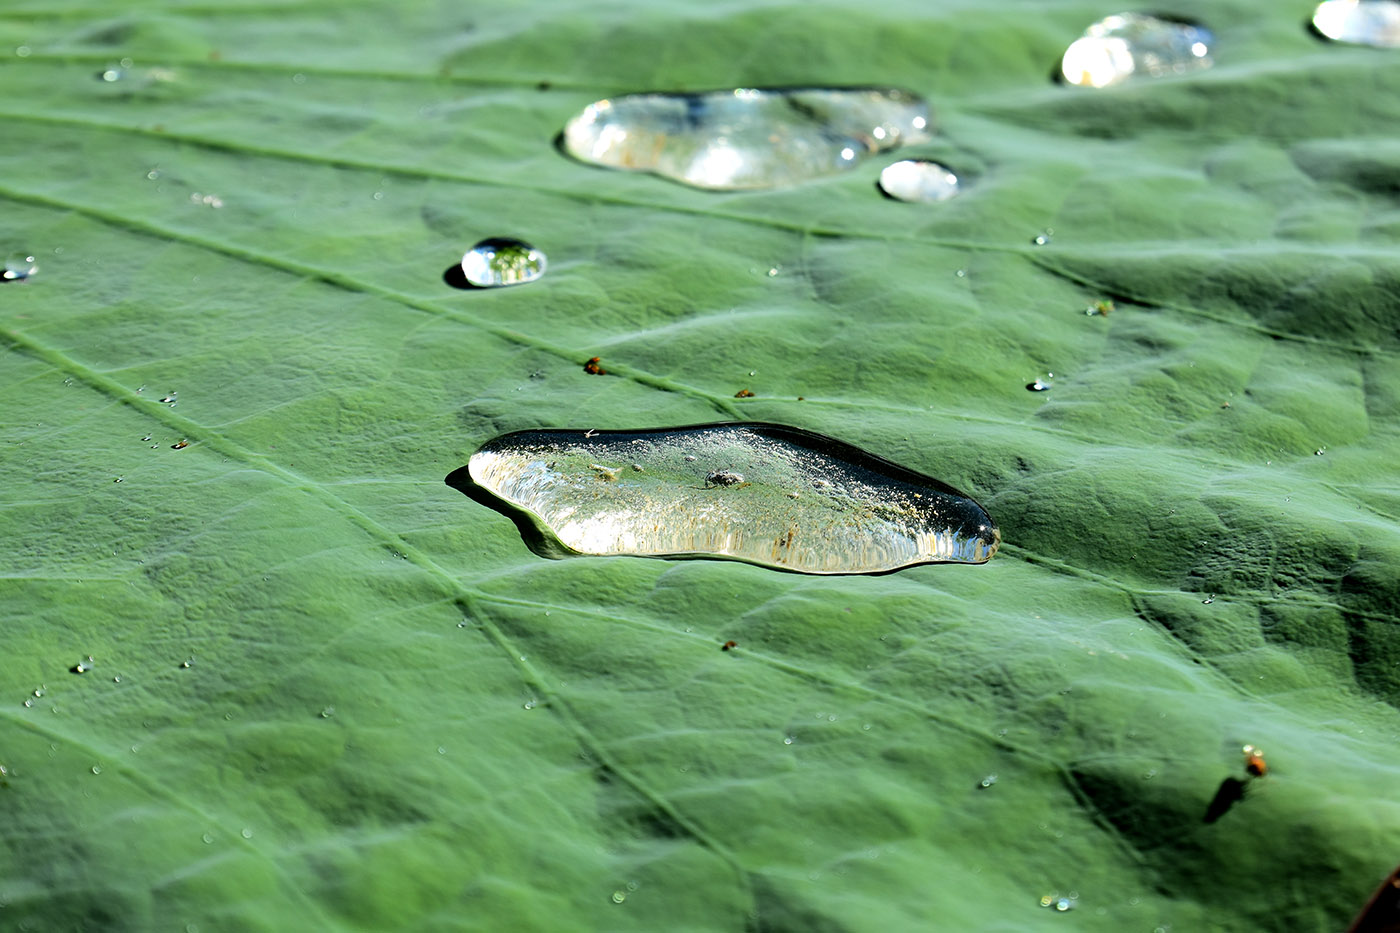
[[797, 397, 805, 401], [721, 640, 737, 651], [171, 439, 188, 449], [583, 356, 607, 375], [735, 389, 754, 398]]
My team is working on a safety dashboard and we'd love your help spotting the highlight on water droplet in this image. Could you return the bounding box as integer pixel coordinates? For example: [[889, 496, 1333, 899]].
[[878, 160, 960, 203], [460, 237, 546, 288], [1061, 13, 1213, 88], [451, 422, 1000, 574], [1027, 373, 1054, 392], [3, 252, 38, 281], [561, 87, 931, 190], [1313, 0, 1400, 45]]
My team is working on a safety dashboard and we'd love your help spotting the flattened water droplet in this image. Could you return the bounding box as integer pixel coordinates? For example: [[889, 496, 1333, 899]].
[[4, 252, 38, 281], [980, 773, 998, 788], [460, 237, 546, 288], [455, 422, 1000, 574], [562, 87, 930, 190], [1314, 0, 1400, 46], [1061, 13, 1213, 88], [878, 160, 960, 203]]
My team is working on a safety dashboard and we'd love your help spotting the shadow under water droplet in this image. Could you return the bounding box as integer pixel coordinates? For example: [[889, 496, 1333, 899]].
[[442, 263, 476, 290], [1202, 776, 1248, 823], [444, 465, 573, 559]]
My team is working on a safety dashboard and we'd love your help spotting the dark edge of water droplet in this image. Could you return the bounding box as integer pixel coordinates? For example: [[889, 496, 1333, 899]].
[[448, 421, 999, 575], [442, 263, 476, 290]]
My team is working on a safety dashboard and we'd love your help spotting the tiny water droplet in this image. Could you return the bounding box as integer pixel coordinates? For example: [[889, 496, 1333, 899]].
[[1056, 897, 1076, 912], [202, 833, 214, 844], [141, 434, 152, 441], [146, 169, 161, 181], [748, 370, 757, 376], [372, 191, 384, 200], [319, 706, 334, 719], [16, 45, 32, 57], [1061, 13, 1213, 87], [878, 159, 960, 203], [71, 656, 94, 674], [159, 393, 177, 404], [861, 723, 871, 731], [181, 657, 194, 668], [1085, 299, 1115, 316], [1027, 377, 1052, 392], [1032, 233, 1051, 246], [460, 237, 546, 288], [33, 686, 45, 698], [783, 736, 794, 745], [767, 266, 780, 277], [113, 675, 122, 683], [1040, 895, 1055, 908], [3, 252, 38, 281], [22, 698, 33, 708], [1313, 0, 1400, 47], [1315, 447, 1326, 456], [437, 746, 447, 754], [98, 66, 126, 82], [523, 700, 535, 710], [611, 891, 626, 904], [1202, 595, 1215, 604], [240, 828, 253, 839], [955, 268, 967, 277], [980, 773, 998, 788], [626, 881, 639, 892], [292, 73, 306, 84], [91, 765, 102, 775]]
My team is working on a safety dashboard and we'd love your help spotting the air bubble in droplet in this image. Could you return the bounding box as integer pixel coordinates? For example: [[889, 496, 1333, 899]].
[[460, 237, 546, 288], [562, 87, 930, 190], [4, 252, 38, 281], [1313, 0, 1400, 46], [878, 159, 960, 203], [1061, 13, 1213, 88]]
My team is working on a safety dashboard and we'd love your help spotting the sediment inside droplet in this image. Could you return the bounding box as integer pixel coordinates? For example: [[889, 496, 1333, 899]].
[[462, 423, 999, 574], [561, 88, 930, 190]]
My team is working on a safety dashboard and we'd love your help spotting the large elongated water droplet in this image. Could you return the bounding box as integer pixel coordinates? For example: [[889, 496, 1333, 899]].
[[1061, 13, 1213, 88], [453, 423, 999, 574], [562, 88, 930, 190], [1313, 0, 1400, 46], [460, 238, 546, 288], [878, 160, 960, 203]]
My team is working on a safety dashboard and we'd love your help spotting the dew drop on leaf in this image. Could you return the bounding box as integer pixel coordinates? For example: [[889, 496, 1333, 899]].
[[1061, 13, 1213, 88], [460, 237, 546, 288], [878, 160, 960, 203], [457, 423, 1000, 574], [1313, 0, 1400, 46], [562, 87, 930, 190], [3, 252, 38, 281]]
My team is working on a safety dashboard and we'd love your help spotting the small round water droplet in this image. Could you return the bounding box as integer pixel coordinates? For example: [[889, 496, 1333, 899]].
[[1040, 894, 1055, 908], [202, 832, 214, 844], [372, 191, 384, 200], [783, 736, 794, 745], [22, 698, 33, 708], [955, 268, 967, 278], [1027, 378, 1052, 392], [523, 700, 535, 710], [33, 686, 45, 698], [611, 891, 626, 904], [113, 675, 122, 683], [159, 393, 177, 404], [240, 828, 253, 839], [16, 45, 32, 57], [99, 66, 125, 83], [1202, 595, 1215, 604], [878, 159, 960, 203], [460, 237, 546, 288], [980, 773, 998, 788], [181, 657, 194, 668], [1056, 897, 1075, 911], [1032, 233, 1051, 246], [292, 73, 307, 84], [91, 765, 102, 775], [319, 706, 334, 719], [766, 266, 780, 277], [4, 252, 38, 281]]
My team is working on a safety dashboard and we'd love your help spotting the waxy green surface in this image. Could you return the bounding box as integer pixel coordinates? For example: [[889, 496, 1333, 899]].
[[2, 1, 1399, 930]]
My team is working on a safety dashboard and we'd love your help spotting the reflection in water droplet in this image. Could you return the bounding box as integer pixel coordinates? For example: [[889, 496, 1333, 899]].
[[878, 160, 960, 203], [562, 87, 930, 190], [4, 252, 38, 281], [461, 423, 1000, 574], [1314, 0, 1400, 45], [1061, 13, 1213, 88], [460, 237, 546, 288]]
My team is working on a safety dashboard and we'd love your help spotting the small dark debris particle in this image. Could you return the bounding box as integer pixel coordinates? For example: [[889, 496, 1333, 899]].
[[537, 80, 552, 91], [797, 396, 805, 401], [583, 357, 607, 375], [171, 439, 188, 449], [721, 640, 737, 651], [735, 389, 754, 398]]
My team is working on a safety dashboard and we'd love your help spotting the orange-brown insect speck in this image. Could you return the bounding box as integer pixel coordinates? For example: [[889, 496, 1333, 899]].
[[735, 389, 755, 398], [721, 640, 737, 651], [583, 357, 607, 375], [171, 439, 189, 450], [1243, 744, 1267, 777]]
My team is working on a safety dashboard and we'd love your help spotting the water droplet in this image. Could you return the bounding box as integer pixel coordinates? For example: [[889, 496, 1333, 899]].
[[202, 833, 214, 844], [1027, 376, 1053, 392], [292, 73, 306, 84], [980, 773, 998, 788], [159, 393, 177, 404], [783, 736, 794, 745], [113, 675, 122, 683], [460, 237, 546, 288], [22, 698, 33, 708], [146, 169, 161, 180], [459, 423, 1001, 573], [91, 765, 102, 775], [3, 252, 38, 281], [319, 706, 334, 719], [98, 65, 126, 82], [238, 828, 253, 839], [611, 891, 626, 904], [878, 160, 960, 203], [523, 700, 535, 710], [1315, 447, 1327, 456], [189, 192, 224, 208], [1202, 594, 1215, 604], [1056, 897, 1077, 912], [437, 746, 447, 755], [955, 268, 967, 278], [1032, 232, 1052, 246], [32, 686, 45, 698], [70, 656, 94, 674], [1314, 0, 1400, 46], [16, 45, 31, 57], [562, 87, 930, 190], [1061, 13, 1213, 88], [180, 657, 194, 668], [766, 267, 780, 277], [372, 191, 384, 200]]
